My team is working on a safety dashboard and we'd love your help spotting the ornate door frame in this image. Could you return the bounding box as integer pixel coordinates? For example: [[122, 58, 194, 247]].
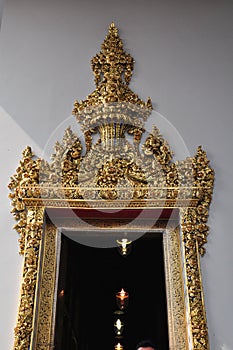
[[9, 23, 214, 350]]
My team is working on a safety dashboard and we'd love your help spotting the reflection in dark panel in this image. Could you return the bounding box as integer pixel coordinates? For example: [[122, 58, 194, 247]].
[[54, 232, 169, 350]]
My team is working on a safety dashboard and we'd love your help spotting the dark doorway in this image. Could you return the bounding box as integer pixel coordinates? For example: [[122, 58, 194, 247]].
[[54, 232, 169, 350]]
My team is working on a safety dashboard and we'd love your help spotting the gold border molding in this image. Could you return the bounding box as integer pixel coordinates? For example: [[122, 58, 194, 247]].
[[9, 24, 214, 350]]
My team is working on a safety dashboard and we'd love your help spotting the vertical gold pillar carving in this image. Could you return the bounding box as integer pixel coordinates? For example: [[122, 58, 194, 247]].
[[164, 227, 188, 350], [13, 206, 45, 350], [33, 223, 58, 349], [181, 208, 209, 350]]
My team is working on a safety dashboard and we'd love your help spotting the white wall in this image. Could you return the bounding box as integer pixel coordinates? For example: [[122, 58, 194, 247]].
[[0, 0, 233, 349]]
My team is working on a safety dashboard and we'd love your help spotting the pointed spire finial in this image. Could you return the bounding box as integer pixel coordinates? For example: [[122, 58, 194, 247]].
[[73, 25, 152, 118], [91, 24, 134, 86], [108, 22, 118, 33], [109, 22, 116, 28]]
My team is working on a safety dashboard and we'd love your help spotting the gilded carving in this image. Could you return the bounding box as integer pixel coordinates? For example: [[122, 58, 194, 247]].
[[12, 206, 45, 350], [9, 23, 214, 350], [33, 223, 57, 349], [8, 147, 41, 254], [179, 147, 214, 350], [163, 226, 188, 349], [72, 23, 152, 114]]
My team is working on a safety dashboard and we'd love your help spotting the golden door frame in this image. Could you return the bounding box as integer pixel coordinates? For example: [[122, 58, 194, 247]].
[[9, 23, 214, 350]]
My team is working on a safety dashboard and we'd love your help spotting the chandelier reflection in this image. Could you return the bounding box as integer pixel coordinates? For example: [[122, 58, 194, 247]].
[[116, 288, 129, 310], [116, 238, 132, 257], [114, 342, 123, 350], [114, 318, 124, 336]]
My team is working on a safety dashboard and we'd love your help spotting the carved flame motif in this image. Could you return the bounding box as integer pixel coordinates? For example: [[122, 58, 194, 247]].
[[8, 24, 214, 350]]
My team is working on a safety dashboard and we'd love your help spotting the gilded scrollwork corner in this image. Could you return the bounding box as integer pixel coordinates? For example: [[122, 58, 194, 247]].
[[8, 146, 41, 254]]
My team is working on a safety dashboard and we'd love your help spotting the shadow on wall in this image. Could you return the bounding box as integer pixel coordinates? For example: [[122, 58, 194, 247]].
[[0, 0, 6, 28]]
